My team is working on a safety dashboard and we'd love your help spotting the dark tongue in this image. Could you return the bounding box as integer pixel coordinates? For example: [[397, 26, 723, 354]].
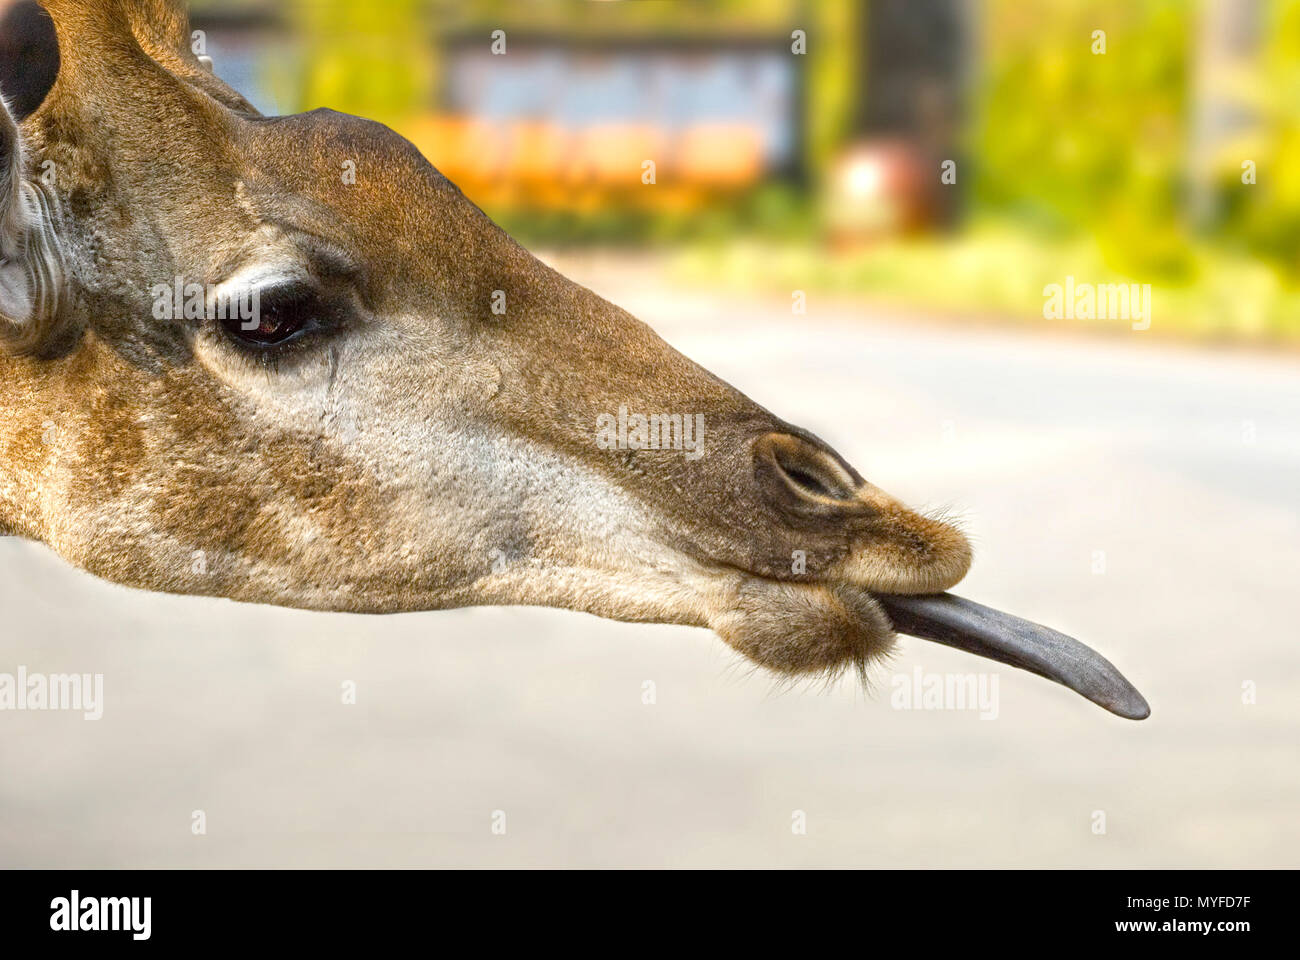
[[876, 592, 1150, 720]]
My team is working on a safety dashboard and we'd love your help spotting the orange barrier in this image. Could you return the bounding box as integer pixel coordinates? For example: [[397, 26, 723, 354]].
[[400, 114, 764, 211]]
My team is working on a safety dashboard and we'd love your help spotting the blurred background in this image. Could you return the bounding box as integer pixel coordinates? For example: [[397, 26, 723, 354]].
[[171, 0, 1300, 341], [0, 0, 1297, 868]]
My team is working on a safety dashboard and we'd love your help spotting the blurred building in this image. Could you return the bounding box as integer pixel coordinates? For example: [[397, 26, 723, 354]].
[[425, 33, 793, 212], [183, 0, 982, 231], [191, 1, 808, 216]]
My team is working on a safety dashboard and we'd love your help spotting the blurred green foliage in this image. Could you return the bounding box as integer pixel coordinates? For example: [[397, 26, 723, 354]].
[[496, 183, 817, 249], [681, 0, 1300, 340], [969, 0, 1300, 291], [289, 0, 431, 126], [804, 0, 857, 185], [973, 0, 1192, 280], [1217, 0, 1300, 278]]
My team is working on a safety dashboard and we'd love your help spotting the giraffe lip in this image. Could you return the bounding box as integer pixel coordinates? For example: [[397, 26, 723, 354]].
[[874, 592, 1151, 720]]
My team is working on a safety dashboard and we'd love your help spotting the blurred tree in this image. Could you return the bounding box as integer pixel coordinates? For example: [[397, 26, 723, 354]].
[[290, 0, 433, 126], [804, 0, 858, 184], [1188, 0, 1261, 228], [1216, 0, 1300, 279], [972, 0, 1192, 280]]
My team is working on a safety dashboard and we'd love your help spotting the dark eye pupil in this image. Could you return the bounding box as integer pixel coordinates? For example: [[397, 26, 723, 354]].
[[256, 312, 290, 338], [222, 291, 313, 346], [251, 306, 298, 342]]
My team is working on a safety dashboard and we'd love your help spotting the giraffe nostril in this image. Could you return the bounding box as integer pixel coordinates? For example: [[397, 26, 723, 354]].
[[754, 432, 865, 512], [782, 464, 843, 499]]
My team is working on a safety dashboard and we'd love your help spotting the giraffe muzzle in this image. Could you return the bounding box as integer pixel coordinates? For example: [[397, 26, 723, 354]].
[[752, 433, 1149, 718]]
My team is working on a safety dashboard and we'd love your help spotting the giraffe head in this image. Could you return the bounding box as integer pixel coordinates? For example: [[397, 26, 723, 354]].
[[0, 0, 1147, 718]]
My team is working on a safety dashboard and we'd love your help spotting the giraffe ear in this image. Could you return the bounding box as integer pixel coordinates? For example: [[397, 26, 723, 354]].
[[0, 94, 61, 353]]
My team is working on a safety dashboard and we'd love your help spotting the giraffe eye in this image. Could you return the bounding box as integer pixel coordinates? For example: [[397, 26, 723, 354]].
[[219, 285, 341, 349]]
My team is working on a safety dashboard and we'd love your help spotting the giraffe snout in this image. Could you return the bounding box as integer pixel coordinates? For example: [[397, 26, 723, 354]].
[[751, 430, 971, 594]]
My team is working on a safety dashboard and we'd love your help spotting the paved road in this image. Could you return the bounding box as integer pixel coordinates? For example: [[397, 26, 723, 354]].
[[2, 260, 1297, 867]]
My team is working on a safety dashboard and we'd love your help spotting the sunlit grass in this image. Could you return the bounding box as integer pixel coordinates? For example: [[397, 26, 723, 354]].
[[670, 225, 1300, 344]]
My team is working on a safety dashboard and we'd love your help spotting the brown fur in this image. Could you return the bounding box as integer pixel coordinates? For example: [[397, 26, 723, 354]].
[[0, 0, 973, 681]]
